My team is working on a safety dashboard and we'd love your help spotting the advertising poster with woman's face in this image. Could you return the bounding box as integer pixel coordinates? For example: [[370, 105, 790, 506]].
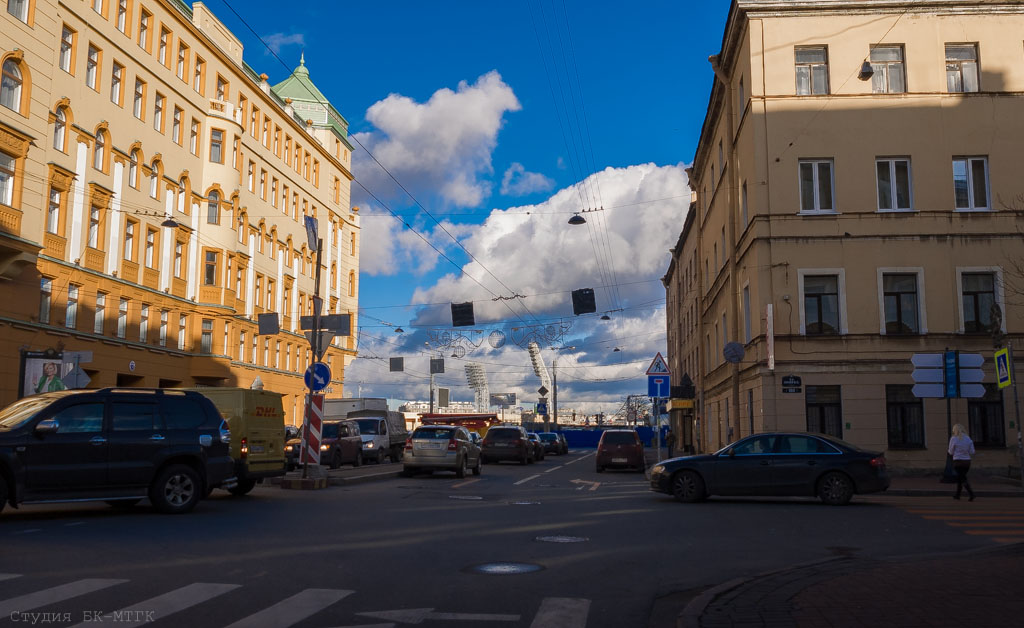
[[22, 356, 69, 398]]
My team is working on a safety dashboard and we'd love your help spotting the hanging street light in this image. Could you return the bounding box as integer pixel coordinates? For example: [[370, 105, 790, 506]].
[[568, 213, 586, 225]]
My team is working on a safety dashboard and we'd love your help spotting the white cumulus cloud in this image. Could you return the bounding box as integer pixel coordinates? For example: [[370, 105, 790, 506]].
[[263, 33, 305, 55], [500, 163, 555, 196]]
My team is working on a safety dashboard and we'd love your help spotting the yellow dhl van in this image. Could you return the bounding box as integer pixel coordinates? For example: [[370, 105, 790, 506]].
[[185, 388, 287, 495]]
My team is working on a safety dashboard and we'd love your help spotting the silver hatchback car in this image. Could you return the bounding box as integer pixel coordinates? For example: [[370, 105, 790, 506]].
[[402, 425, 482, 478]]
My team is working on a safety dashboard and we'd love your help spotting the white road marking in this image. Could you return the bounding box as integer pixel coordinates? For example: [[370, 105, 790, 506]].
[[0, 574, 21, 582], [562, 453, 594, 465], [431, 612, 520, 621], [67, 583, 240, 628], [323, 624, 396, 628], [224, 588, 353, 628], [530, 597, 591, 628], [570, 479, 600, 491], [64, 521, 86, 527], [543, 466, 562, 473], [514, 474, 542, 486], [452, 478, 482, 489], [13, 529, 41, 535], [0, 579, 128, 617], [358, 608, 519, 623]]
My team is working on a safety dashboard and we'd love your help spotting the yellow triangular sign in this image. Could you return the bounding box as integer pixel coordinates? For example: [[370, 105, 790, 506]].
[[646, 352, 670, 375]]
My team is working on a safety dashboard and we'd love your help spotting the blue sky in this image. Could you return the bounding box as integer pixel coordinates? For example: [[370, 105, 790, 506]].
[[213, 0, 732, 410]]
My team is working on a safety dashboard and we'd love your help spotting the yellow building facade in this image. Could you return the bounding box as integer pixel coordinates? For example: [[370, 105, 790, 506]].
[[0, 0, 359, 425], [666, 0, 1024, 471]]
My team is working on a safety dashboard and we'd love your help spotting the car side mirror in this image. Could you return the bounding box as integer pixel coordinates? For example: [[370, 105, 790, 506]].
[[35, 418, 59, 435]]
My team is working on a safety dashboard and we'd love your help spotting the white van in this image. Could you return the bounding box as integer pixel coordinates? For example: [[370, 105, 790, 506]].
[[347, 409, 408, 464]]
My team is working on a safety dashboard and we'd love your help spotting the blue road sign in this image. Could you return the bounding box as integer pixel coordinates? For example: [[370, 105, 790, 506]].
[[943, 351, 959, 398], [304, 362, 331, 392], [996, 348, 1012, 389], [648, 375, 671, 398], [537, 401, 548, 415]]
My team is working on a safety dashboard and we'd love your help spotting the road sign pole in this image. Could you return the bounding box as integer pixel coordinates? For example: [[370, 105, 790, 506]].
[[655, 398, 661, 464], [1011, 345, 1024, 488], [302, 237, 325, 481], [940, 349, 957, 483]]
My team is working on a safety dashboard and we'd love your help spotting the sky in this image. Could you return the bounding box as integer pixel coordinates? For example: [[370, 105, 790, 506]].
[[213, 0, 732, 414]]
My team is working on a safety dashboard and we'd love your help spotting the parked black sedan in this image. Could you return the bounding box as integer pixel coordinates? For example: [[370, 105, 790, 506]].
[[649, 432, 889, 505]]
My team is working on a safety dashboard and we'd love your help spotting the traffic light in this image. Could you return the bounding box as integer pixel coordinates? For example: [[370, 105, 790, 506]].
[[451, 302, 475, 327], [571, 288, 596, 315]]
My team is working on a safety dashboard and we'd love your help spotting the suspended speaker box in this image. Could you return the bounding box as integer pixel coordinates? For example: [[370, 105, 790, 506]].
[[451, 302, 475, 327], [571, 288, 597, 315]]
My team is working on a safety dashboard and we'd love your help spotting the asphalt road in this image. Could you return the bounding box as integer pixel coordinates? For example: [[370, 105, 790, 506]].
[[0, 450, 1014, 628]]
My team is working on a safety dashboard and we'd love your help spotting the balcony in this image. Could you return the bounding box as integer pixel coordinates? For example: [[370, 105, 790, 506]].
[[43, 233, 66, 259], [199, 285, 221, 304], [0, 205, 22, 235], [83, 247, 105, 272], [170, 277, 187, 299], [207, 99, 242, 125], [142, 267, 159, 290], [119, 259, 140, 284]]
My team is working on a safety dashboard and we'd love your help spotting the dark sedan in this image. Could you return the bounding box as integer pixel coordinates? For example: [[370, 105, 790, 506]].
[[649, 432, 889, 505]]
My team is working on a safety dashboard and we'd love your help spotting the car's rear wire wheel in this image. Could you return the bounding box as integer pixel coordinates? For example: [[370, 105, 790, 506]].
[[818, 471, 854, 505], [672, 470, 707, 503]]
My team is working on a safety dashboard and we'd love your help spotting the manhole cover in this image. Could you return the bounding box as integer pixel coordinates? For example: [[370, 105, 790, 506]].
[[464, 562, 544, 575], [449, 495, 483, 500], [536, 535, 588, 543], [509, 500, 540, 505]]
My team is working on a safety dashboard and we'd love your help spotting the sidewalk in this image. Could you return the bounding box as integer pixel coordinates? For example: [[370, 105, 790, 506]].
[[885, 473, 1024, 497], [675, 543, 1024, 628]]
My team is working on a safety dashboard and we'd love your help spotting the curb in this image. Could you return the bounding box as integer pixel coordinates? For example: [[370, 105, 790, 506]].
[[269, 468, 402, 487], [883, 488, 1024, 497]]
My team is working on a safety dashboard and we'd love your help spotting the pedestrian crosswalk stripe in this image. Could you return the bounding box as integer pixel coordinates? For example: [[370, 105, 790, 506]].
[[0, 578, 128, 618], [223, 588, 354, 628], [900, 504, 1024, 543], [67, 582, 240, 628]]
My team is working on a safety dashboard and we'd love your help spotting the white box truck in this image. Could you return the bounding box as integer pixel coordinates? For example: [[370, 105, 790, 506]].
[[323, 399, 407, 464]]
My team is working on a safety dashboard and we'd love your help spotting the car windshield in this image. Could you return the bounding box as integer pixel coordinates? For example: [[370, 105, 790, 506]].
[[355, 418, 382, 435], [322, 423, 340, 439], [528, 433, 539, 440], [0, 394, 73, 430], [413, 427, 453, 439], [539, 434, 557, 442], [488, 428, 521, 440], [602, 431, 638, 445]]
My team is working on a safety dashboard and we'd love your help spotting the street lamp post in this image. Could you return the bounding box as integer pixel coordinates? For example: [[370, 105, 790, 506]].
[[550, 345, 575, 432]]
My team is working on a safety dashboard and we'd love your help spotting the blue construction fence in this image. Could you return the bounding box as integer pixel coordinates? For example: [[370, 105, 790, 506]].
[[554, 426, 669, 449]]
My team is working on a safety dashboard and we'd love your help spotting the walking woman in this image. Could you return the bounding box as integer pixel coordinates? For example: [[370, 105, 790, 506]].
[[948, 423, 976, 501]]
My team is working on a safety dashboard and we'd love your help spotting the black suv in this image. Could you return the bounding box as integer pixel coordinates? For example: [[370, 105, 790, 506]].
[[0, 388, 235, 515], [480, 426, 534, 465]]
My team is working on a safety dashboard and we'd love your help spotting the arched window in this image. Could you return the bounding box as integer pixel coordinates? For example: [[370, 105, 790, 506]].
[[53, 107, 67, 151], [92, 130, 106, 171], [207, 190, 220, 224], [176, 178, 186, 214], [128, 149, 139, 189], [1, 60, 23, 112], [149, 160, 161, 199]]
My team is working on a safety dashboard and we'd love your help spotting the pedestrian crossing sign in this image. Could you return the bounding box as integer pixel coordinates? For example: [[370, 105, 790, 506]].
[[995, 348, 1011, 389]]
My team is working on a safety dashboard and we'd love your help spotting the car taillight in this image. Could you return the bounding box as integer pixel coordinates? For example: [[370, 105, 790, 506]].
[[404, 436, 413, 451], [448, 438, 458, 451], [240, 437, 248, 458], [870, 456, 886, 468], [482, 439, 491, 447]]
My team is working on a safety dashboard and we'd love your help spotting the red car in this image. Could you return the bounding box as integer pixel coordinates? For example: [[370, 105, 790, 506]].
[[596, 429, 645, 473]]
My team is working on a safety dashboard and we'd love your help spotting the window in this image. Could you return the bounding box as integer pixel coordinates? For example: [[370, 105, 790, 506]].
[[65, 284, 79, 329], [46, 188, 60, 234], [94, 292, 106, 334], [116, 0, 127, 32], [138, 9, 151, 51], [7, 0, 28, 22], [946, 44, 979, 93], [798, 159, 834, 212], [149, 160, 160, 198], [189, 119, 199, 155], [158, 27, 169, 66], [207, 190, 219, 224], [239, 331, 246, 361], [1, 59, 23, 112], [250, 106, 259, 137], [132, 78, 145, 119], [251, 334, 257, 364], [803, 275, 840, 335], [952, 157, 988, 210], [262, 117, 269, 146], [968, 385, 1005, 447], [87, 206, 100, 248], [271, 178, 279, 207], [117, 298, 128, 338], [92, 0, 102, 14], [92, 130, 106, 172], [869, 45, 905, 93], [876, 158, 911, 211], [263, 339, 270, 366], [737, 75, 745, 115], [39, 277, 51, 323], [86, 45, 100, 90], [806, 386, 842, 438], [273, 127, 281, 155], [962, 272, 995, 334], [882, 273, 919, 334], [173, 241, 182, 277], [259, 170, 266, 200], [795, 46, 829, 95], [110, 62, 124, 105], [2, 151, 18, 206], [171, 107, 182, 144], [717, 141, 724, 179], [159, 310, 167, 346], [145, 228, 155, 267], [53, 107, 67, 151], [275, 341, 280, 368], [176, 42, 188, 80], [741, 181, 748, 229], [232, 136, 239, 169], [742, 285, 751, 343], [193, 57, 204, 94], [59, 26, 75, 73], [348, 270, 355, 297], [178, 315, 186, 350], [215, 75, 227, 100], [351, 232, 356, 256], [254, 275, 262, 307], [123, 220, 135, 260], [139, 304, 149, 342], [111, 402, 158, 432], [200, 319, 213, 354], [153, 92, 164, 132], [204, 250, 217, 285], [887, 385, 924, 449], [128, 150, 139, 188], [51, 404, 104, 433], [247, 161, 254, 192]]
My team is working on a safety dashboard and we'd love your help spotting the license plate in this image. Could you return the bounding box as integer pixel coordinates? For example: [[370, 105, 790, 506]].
[[420, 442, 442, 449], [612, 457, 627, 463], [250, 445, 265, 454], [495, 442, 512, 447]]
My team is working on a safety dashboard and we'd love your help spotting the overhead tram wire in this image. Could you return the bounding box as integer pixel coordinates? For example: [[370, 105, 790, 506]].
[[213, 0, 542, 328]]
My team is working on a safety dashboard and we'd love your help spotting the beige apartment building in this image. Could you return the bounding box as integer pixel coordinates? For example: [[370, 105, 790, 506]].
[[0, 0, 359, 424], [665, 0, 1024, 471]]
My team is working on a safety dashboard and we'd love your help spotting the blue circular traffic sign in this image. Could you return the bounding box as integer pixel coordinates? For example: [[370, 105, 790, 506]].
[[304, 362, 331, 391]]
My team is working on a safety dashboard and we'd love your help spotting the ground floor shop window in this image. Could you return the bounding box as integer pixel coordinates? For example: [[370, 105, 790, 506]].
[[968, 384, 1005, 447], [806, 385, 842, 438], [887, 385, 924, 448]]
